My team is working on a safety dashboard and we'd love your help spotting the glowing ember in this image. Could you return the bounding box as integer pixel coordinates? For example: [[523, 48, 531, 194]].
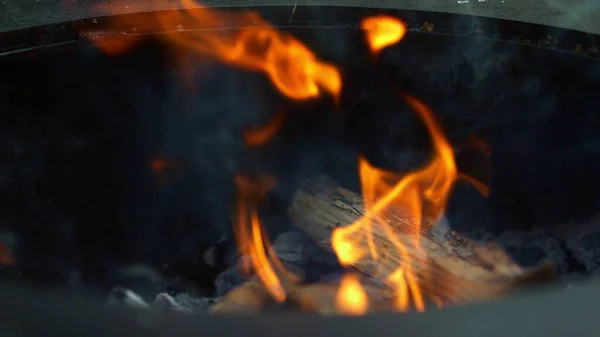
[[361, 16, 407, 54], [335, 274, 369, 315]]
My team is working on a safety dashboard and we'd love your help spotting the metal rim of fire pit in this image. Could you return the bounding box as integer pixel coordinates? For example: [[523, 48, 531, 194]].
[[0, 2, 599, 59], [0, 280, 599, 337], [2, 0, 600, 34]]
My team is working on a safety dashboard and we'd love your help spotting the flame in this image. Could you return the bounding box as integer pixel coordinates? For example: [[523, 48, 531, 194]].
[[89, 0, 342, 101], [457, 135, 491, 196], [331, 94, 456, 312], [361, 16, 407, 54], [457, 173, 490, 197], [335, 274, 369, 315], [234, 175, 290, 302], [87, 3, 494, 312], [465, 135, 491, 157], [243, 113, 285, 147]]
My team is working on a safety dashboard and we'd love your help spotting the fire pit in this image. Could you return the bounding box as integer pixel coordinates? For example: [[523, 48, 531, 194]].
[[1, 0, 600, 333]]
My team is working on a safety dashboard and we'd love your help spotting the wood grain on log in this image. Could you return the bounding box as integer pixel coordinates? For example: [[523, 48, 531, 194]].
[[288, 176, 556, 305]]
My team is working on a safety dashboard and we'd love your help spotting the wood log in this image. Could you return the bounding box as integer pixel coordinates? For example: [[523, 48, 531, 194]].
[[288, 176, 556, 305], [288, 273, 395, 314], [210, 277, 273, 313], [210, 261, 302, 313]]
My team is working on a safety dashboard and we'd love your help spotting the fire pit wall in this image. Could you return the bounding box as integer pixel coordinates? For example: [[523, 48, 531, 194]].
[[0, 6, 600, 300]]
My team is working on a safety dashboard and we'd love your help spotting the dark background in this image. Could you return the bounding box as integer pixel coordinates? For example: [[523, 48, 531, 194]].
[[1, 7, 600, 294]]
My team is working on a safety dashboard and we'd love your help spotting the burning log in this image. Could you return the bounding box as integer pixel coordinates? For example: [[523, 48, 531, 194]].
[[210, 277, 276, 313], [289, 176, 557, 307], [287, 273, 396, 314], [210, 258, 303, 313]]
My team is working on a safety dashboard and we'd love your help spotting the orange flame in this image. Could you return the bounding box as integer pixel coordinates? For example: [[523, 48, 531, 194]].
[[89, 0, 342, 101], [335, 274, 369, 315], [234, 175, 289, 302], [331, 94, 456, 312], [243, 113, 285, 147], [457, 173, 490, 197], [87, 4, 493, 313], [457, 135, 491, 196], [361, 16, 407, 54]]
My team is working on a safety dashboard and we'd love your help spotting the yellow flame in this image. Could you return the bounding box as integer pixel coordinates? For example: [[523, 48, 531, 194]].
[[335, 274, 369, 315], [332, 94, 457, 312], [361, 16, 407, 54], [87, 3, 494, 312], [90, 0, 342, 101], [234, 175, 287, 302]]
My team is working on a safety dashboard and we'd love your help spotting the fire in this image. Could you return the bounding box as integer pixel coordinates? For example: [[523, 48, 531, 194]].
[[87, 2, 491, 313], [243, 113, 285, 147], [234, 175, 294, 302], [465, 135, 491, 157], [89, 0, 342, 101], [335, 274, 369, 315], [361, 16, 407, 54], [332, 94, 457, 312]]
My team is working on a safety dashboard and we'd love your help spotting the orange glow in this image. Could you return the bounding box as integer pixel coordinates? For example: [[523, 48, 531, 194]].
[[458, 135, 491, 196], [91, 36, 139, 57], [234, 175, 289, 302], [150, 157, 182, 186], [89, 0, 342, 101], [0, 243, 13, 265], [243, 113, 285, 147], [150, 158, 180, 174], [465, 135, 491, 157], [457, 173, 490, 197], [361, 16, 407, 54], [87, 3, 495, 312], [332, 94, 456, 312], [335, 274, 369, 315]]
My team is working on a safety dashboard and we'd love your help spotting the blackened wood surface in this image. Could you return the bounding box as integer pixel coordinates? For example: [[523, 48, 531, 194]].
[[1, 0, 599, 34]]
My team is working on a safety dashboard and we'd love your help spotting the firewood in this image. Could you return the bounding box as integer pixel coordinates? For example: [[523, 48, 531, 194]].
[[210, 262, 302, 313], [288, 176, 556, 306], [210, 277, 273, 313], [288, 273, 395, 314]]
